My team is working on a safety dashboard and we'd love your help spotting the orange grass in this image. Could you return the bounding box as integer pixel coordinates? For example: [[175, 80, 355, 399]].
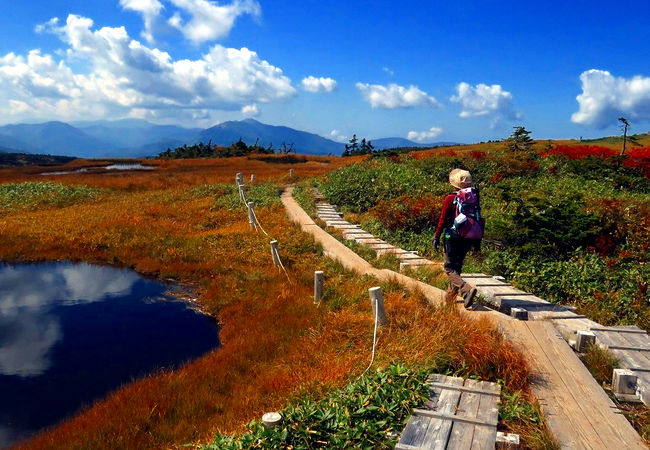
[[0, 157, 529, 448]]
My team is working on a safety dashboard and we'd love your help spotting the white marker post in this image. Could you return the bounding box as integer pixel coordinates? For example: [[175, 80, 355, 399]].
[[248, 202, 257, 231], [314, 271, 324, 303], [270, 240, 280, 266], [368, 286, 388, 326]]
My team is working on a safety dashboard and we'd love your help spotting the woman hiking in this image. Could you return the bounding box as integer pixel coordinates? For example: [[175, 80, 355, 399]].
[[432, 169, 483, 309]]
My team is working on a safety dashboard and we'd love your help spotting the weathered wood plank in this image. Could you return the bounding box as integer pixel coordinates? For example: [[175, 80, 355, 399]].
[[398, 415, 433, 448], [470, 380, 500, 450], [418, 376, 464, 448]]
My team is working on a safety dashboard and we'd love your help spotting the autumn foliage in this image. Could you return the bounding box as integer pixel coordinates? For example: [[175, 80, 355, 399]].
[[0, 156, 530, 449]]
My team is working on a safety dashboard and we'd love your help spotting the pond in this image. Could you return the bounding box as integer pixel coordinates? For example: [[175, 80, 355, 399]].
[[0, 262, 220, 448]]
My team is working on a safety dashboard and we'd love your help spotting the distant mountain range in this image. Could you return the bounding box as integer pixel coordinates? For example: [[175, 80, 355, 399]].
[[0, 119, 459, 158]]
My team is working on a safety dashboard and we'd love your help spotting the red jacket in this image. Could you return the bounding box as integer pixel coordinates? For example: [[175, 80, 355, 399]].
[[434, 193, 457, 240]]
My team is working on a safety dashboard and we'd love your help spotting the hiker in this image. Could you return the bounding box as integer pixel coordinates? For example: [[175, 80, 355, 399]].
[[432, 169, 484, 308]]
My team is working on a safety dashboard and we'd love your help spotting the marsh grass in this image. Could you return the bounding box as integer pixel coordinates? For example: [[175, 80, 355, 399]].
[[499, 390, 561, 450], [580, 344, 619, 385], [0, 157, 535, 449], [0, 181, 102, 214]]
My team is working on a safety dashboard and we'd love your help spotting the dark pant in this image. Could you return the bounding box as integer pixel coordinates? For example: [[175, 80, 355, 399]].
[[443, 236, 475, 296]]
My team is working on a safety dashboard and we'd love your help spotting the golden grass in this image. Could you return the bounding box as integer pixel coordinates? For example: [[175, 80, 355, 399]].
[[1, 156, 530, 449]]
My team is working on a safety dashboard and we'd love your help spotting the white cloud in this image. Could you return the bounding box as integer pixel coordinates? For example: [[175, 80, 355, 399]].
[[167, 0, 260, 44], [356, 82, 441, 109], [407, 126, 443, 142], [241, 103, 259, 116], [450, 82, 519, 125], [330, 129, 347, 142], [301, 76, 337, 93], [119, 0, 164, 43], [382, 66, 394, 76], [571, 69, 650, 128], [0, 14, 295, 124]]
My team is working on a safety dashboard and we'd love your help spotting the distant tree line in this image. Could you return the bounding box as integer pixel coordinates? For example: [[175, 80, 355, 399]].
[[342, 134, 375, 156], [158, 138, 296, 159]]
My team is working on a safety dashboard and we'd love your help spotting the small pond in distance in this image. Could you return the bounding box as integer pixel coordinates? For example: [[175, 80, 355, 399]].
[[0, 262, 220, 448]]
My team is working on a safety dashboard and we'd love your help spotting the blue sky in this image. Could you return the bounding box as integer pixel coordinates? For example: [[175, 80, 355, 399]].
[[1, 0, 650, 144]]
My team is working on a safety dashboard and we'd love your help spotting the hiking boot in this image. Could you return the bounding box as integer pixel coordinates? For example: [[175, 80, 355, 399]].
[[463, 287, 477, 309]]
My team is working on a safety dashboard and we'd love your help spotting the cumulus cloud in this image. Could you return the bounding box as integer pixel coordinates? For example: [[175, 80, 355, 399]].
[[241, 103, 259, 116], [356, 82, 441, 109], [119, 0, 164, 43], [0, 14, 295, 123], [407, 126, 443, 142], [330, 129, 347, 142], [301, 76, 337, 93], [450, 82, 519, 125], [167, 0, 260, 44], [571, 69, 650, 128]]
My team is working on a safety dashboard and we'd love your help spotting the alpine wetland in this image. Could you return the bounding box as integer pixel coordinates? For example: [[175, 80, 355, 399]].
[[1, 1, 650, 449]]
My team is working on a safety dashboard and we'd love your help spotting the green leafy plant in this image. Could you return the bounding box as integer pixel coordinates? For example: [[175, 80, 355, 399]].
[[204, 364, 430, 449]]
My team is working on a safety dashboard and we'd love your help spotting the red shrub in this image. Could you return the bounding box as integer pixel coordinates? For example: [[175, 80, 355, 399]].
[[371, 193, 443, 232], [470, 150, 488, 160], [540, 145, 617, 160]]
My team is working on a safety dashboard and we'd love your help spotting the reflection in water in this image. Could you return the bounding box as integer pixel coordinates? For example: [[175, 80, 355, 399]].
[[0, 262, 220, 448], [0, 264, 138, 376]]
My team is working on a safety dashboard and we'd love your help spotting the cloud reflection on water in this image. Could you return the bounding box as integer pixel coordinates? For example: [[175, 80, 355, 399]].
[[0, 263, 139, 377]]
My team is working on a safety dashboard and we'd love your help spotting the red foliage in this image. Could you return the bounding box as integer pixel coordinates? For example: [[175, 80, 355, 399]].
[[371, 193, 443, 232], [489, 172, 506, 183], [469, 150, 488, 160], [593, 233, 616, 256], [540, 145, 617, 160], [541, 145, 650, 176]]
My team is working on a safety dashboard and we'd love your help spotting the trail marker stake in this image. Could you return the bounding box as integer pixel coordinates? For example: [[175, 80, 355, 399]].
[[270, 240, 280, 266], [314, 271, 324, 303], [368, 286, 388, 326], [248, 202, 257, 231]]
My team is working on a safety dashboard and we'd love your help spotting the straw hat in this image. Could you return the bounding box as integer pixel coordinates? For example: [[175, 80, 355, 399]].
[[449, 169, 473, 189]]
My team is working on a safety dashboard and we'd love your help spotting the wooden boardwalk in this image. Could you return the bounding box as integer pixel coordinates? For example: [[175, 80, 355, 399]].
[[282, 189, 647, 449], [397, 375, 500, 450], [462, 273, 650, 408], [316, 203, 437, 268]]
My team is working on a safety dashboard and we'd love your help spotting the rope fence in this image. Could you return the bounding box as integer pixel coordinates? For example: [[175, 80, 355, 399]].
[[236, 174, 290, 283]]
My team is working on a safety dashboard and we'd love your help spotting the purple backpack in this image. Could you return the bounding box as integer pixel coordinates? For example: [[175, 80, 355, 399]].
[[451, 187, 484, 240]]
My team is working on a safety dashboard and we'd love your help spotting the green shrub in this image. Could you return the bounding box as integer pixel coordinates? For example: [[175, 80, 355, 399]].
[[204, 364, 429, 449]]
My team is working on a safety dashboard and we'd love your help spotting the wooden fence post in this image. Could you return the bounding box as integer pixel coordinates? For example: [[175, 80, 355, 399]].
[[314, 270, 324, 303], [368, 286, 388, 326], [238, 183, 245, 202], [289, 168, 294, 178], [250, 174, 255, 182], [248, 202, 257, 230], [236, 172, 242, 185], [270, 240, 280, 266], [262, 412, 282, 428]]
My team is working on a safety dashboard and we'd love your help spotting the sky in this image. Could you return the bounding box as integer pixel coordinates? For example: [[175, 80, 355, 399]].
[[1, 0, 650, 144]]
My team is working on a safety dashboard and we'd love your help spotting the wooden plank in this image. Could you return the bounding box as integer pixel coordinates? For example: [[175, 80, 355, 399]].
[[470, 380, 500, 450], [593, 330, 650, 371], [418, 376, 464, 448], [590, 326, 648, 334], [412, 410, 496, 427], [445, 385, 481, 449], [397, 415, 433, 448], [525, 321, 645, 448], [426, 381, 501, 396]]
